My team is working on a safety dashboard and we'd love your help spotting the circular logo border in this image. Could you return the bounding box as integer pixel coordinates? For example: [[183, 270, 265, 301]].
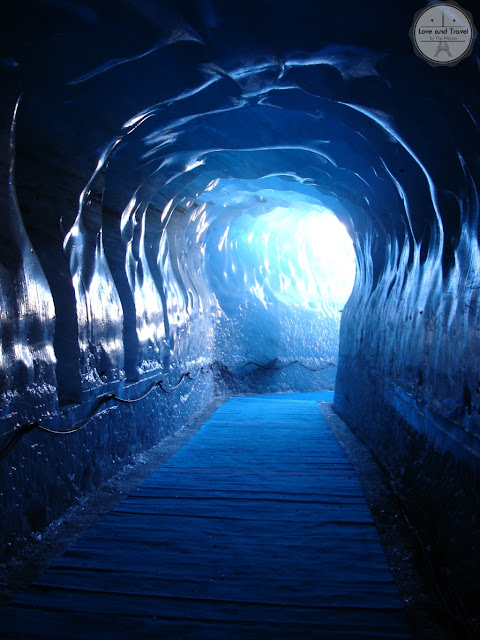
[[409, 1, 477, 67]]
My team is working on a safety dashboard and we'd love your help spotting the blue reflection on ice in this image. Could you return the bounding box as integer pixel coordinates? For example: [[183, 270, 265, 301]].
[[207, 202, 356, 318]]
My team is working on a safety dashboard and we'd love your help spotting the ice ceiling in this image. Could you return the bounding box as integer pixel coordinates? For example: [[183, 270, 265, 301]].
[[1, 1, 480, 613], [0, 0, 479, 420], [0, 0, 479, 428]]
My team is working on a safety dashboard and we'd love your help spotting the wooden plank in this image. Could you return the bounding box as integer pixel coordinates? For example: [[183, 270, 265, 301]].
[[0, 394, 411, 638]]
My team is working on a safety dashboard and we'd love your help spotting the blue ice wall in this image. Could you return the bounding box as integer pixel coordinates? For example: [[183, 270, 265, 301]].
[[1, 0, 480, 625]]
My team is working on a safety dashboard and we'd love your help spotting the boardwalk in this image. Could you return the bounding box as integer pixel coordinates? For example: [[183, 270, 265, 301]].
[[1, 393, 411, 638]]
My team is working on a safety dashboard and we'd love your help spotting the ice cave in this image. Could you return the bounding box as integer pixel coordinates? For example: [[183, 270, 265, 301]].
[[1, 0, 479, 637]]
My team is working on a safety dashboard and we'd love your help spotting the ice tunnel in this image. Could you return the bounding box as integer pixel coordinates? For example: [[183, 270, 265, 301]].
[[1, 0, 480, 630]]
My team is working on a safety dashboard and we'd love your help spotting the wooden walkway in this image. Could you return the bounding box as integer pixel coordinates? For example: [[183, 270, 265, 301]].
[[1, 393, 411, 638]]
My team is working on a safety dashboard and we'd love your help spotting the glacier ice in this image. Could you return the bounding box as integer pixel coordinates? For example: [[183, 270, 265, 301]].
[[0, 0, 479, 625]]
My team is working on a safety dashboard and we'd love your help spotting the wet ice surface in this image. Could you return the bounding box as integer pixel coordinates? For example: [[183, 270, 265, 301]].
[[3, 8, 479, 435], [1, 2, 479, 628]]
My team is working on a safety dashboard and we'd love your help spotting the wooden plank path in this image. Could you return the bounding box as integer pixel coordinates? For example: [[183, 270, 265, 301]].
[[1, 393, 411, 638]]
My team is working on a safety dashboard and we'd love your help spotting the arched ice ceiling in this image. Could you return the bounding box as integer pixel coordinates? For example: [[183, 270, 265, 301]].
[[0, 0, 479, 410]]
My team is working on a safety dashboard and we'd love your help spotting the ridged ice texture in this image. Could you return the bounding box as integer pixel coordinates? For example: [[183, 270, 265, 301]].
[[0, 97, 57, 424], [1, 1, 480, 611]]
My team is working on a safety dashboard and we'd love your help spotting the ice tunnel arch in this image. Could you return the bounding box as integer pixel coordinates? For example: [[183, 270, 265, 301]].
[[3, 4, 479, 451], [1, 0, 480, 628], [65, 67, 463, 399]]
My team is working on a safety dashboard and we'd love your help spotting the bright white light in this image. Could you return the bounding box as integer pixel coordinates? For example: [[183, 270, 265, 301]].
[[246, 206, 355, 313], [295, 209, 356, 305]]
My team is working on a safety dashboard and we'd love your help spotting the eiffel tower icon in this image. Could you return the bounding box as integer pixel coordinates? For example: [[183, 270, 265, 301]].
[[434, 40, 453, 57], [434, 9, 453, 58]]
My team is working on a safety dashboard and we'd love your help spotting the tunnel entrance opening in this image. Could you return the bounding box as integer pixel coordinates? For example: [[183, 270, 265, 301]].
[[208, 204, 356, 312], [201, 196, 356, 395]]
